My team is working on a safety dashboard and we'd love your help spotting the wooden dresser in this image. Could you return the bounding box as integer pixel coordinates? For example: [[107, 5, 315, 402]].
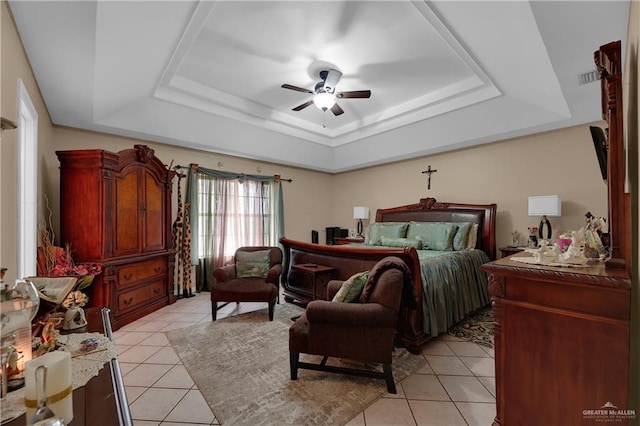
[[481, 254, 631, 425], [57, 145, 176, 330]]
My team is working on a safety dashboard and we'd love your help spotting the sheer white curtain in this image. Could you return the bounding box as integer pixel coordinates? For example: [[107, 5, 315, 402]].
[[192, 171, 283, 289]]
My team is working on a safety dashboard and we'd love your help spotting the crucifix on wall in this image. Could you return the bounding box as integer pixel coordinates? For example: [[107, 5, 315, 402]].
[[421, 165, 438, 190]]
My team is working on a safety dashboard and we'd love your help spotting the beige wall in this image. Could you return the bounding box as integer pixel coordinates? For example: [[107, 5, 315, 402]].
[[53, 126, 335, 244], [1, 1, 56, 283], [52, 121, 609, 260], [333, 124, 608, 253]]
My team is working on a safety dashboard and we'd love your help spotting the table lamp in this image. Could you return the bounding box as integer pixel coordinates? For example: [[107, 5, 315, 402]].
[[353, 206, 369, 238], [528, 195, 561, 243]]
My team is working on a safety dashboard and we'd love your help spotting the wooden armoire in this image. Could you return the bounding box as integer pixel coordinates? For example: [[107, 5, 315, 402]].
[[56, 145, 176, 330]]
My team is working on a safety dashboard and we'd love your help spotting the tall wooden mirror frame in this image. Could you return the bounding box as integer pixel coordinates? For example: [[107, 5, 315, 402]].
[[595, 40, 631, 272]]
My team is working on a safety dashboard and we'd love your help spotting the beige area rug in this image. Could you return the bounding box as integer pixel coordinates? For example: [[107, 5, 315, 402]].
[[166, 302, 425, 426]]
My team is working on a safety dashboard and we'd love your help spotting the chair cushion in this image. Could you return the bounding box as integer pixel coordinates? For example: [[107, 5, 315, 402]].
[[332, 271, 369, 303], [236, 249, 270, 278], [211, 277, 277, 301]]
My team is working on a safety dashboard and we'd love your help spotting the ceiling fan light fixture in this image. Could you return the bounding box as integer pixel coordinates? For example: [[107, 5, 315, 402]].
[[313, 92, 336, 111]]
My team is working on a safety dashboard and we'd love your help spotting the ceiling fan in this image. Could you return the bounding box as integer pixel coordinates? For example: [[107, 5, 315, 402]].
[[281, 69, 371, 116]]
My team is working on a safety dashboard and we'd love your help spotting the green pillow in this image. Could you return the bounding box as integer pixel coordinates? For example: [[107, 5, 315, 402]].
[[453, 222, 473, 251], [380, 236, 423, 249], [236, 250, 270, 278], [467, 224, 479, 249], [332, 271, 369, 303], [366, 222, 409, 245], [406, 222, 459, 251]]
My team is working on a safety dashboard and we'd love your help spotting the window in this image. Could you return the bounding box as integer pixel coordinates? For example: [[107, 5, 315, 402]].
[[197, 178, 272, 258], [17, 80, 38, 278], [196, 176, 278, 267]]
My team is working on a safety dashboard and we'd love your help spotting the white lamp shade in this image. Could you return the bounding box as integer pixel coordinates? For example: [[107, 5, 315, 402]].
[[353, 206, 370, 219], [528, 195, 562, 217]]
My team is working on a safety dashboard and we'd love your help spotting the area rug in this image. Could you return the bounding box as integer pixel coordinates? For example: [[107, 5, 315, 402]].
[[447, 306, 494, 348], [166, 303, 425, 426]]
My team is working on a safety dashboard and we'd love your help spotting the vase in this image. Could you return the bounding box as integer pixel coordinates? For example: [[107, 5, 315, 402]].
[[63, 306, 87, 330]]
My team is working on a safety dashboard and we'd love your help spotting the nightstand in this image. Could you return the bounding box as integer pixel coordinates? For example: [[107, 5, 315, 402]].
[[499, 246, 526, 258], [291, 263, 336, 300]]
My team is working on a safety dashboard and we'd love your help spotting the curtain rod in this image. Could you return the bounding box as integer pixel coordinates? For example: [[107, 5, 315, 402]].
[[173, 164, 292, 182]]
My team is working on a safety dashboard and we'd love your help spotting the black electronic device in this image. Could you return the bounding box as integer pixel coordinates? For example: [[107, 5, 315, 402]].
[[589, 125, 608, 181]]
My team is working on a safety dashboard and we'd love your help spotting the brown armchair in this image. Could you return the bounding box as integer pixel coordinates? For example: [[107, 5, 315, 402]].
[[289, 256, 413, 393], [211, 246, 283, 321]]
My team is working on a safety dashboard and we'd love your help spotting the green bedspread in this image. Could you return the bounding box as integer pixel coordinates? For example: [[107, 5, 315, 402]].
[[416, 249, 491, 336]]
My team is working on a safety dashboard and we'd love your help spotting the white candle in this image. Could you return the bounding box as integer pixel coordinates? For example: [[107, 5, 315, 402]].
[[24, 351, 73, 424]]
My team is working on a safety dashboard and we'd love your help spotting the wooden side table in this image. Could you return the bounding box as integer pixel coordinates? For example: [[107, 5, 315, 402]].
[[292, 263, 336, 300], [499, 246, 526, 258]]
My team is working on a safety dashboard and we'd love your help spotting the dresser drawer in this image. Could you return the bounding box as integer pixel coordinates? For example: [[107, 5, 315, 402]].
[[117, 280, 166, 313], [118, 258, 166, 287]]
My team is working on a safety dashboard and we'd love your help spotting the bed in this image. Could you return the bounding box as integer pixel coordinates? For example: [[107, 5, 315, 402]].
[[280, 197, 497, 354]]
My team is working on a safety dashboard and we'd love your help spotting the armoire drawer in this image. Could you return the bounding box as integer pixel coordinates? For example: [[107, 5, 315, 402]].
[[117, 258, 166, 288], [117, 280, 165, 313]]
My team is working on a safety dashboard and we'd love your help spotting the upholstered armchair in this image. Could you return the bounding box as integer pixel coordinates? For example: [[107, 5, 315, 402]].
[[289, 256, 413, 393], [211, 246, 283, 321]]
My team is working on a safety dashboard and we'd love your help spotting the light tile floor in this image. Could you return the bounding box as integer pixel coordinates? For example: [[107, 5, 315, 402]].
[[113, 292, 496, 426]]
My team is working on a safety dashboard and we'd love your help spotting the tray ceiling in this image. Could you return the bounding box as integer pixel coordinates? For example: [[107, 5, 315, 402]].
[[8, 1, 629, 172]]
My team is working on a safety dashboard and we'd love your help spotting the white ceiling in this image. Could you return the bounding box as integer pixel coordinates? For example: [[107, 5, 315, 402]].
[[8, 1, 629, 173]]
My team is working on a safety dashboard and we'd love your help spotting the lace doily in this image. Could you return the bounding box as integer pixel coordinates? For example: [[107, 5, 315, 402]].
[[1, 332, 117, 424]]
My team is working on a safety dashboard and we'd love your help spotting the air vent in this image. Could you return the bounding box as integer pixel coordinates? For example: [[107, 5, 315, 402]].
[[578, 70, 600, 85]]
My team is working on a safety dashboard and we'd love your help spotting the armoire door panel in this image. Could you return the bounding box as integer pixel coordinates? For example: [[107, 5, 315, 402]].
[[143, 170, 165, 252], [114, 171, 140, 255]]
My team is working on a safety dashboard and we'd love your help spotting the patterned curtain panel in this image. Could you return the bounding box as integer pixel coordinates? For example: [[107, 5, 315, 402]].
[[187, 166, 284, 291]]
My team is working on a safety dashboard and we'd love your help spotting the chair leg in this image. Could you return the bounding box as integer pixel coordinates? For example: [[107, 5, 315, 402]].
[[383, 363, 396, 394], [268, 301, 275, 321], [290, 352, 299, 380], [211, 301, 217, 321]]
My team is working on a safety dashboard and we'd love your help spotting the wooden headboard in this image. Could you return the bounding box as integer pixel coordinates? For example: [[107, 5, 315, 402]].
[[376, 197, 497, 260]]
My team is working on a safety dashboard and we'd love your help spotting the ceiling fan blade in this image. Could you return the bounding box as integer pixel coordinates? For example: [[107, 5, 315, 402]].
[[282, 84, 313, 94], [330, 103, 345, 116], [292, 100, 314, 111], [337, 90, 371, 99]]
